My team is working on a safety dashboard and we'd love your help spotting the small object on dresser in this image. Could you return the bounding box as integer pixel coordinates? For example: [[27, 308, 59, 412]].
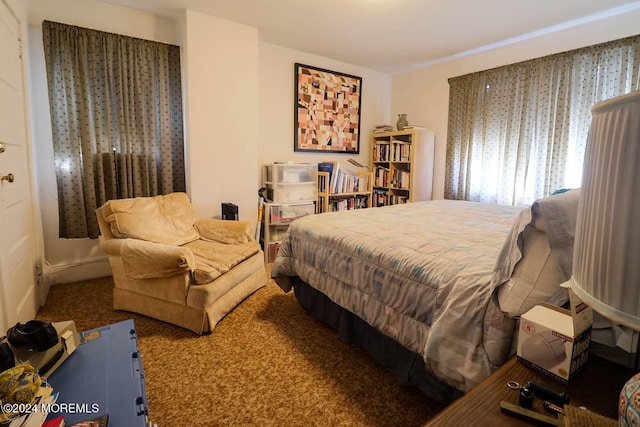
[[499, 401, 559, 426], [543, 401, 565, 416], [396, 114, 408, 130], [518, 387, 534, 408], [526, 380, 570, 406]]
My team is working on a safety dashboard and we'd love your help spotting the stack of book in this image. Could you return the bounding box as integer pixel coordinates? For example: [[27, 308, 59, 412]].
[[402, 125, 428, 130], [373, 124, 393, 133]]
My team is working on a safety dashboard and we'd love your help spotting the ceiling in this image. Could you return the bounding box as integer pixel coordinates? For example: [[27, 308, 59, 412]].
[[104, 0, 640, 74]]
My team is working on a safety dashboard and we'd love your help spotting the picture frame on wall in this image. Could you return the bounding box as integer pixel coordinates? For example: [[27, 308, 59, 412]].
[[294, 63, 362, 153]]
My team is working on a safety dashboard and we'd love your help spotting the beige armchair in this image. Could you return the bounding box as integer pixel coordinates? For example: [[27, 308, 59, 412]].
[[95, 192, 266, 334]]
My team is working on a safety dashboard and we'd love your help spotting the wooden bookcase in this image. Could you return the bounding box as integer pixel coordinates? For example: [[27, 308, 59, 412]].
[[317, 171, 373, 213], [370, 129, 435, 207]]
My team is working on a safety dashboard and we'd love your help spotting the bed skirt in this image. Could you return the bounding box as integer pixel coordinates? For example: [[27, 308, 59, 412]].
[[292, 276, 463, 405]]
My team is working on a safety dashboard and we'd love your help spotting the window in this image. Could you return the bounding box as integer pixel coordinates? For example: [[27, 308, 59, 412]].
[[42, 21, 185, 238], [445, 35, 640, 206]]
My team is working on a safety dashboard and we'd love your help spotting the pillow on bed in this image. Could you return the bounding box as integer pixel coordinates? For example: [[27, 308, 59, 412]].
[[496, 224, 565, 316], [493, 189, 581, 318]]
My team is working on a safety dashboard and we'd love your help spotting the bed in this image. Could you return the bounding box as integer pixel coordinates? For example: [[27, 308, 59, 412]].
[[271, 190, 580, 403]]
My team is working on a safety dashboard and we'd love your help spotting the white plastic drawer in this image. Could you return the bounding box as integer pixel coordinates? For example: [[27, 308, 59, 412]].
[[268, 203, 315, 223], [266, 182, 317, 202], [264, 163, 317, 184]]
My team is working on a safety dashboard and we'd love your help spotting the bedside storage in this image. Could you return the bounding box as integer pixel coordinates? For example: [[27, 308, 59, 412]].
[[46, 319, 150, 426], [263, 201, 315, 262]]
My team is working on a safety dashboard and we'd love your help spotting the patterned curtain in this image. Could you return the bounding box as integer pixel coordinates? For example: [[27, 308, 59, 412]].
[[445, 35, 640, 206], [42, 21, 185, 238]]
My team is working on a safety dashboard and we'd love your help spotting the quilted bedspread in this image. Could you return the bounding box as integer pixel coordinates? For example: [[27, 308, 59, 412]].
[[271, 200, 524, 392]]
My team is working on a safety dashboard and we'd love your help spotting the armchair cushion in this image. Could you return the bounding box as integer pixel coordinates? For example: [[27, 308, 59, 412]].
[[195, 219, 253, 244], [185, 239, 260, 284], [101, 192, 199, 246], [121, 239, 196, 280]]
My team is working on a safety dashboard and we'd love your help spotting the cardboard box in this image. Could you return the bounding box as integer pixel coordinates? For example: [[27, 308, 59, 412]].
[[517, 288, 593, 383]]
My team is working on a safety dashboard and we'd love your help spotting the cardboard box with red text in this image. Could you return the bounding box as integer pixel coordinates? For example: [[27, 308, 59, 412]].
[[517, 288, 593, 383]]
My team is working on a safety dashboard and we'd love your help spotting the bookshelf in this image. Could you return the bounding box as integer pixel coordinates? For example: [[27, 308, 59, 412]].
[[317, 170, 373, 213], [370, 129, 435, 207]]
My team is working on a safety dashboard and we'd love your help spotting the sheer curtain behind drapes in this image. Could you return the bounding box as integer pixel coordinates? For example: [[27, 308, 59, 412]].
[[42, 21, 185, 238], [445, 35, 640, 206]]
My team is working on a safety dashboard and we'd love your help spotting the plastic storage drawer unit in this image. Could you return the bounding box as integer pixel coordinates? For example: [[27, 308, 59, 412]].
[[263, 163, 318, 203], [268, 203, 316, 224], [263, 201, 315, 263], [264, 163, 317, 184]]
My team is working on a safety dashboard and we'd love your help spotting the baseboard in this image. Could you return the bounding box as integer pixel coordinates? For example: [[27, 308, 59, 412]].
[[45, 258, 112, 285]]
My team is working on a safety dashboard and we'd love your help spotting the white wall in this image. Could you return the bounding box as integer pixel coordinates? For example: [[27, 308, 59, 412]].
[[180, 10, 259, 221], [392, 8, 640, 200], [258, 42, 392, 174]]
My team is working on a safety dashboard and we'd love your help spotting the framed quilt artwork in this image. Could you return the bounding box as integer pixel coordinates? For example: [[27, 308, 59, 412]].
[[294, 63, 362, 153]]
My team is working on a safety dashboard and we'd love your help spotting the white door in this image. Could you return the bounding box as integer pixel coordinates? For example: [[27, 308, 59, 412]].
[[0, 1, 39, 332]]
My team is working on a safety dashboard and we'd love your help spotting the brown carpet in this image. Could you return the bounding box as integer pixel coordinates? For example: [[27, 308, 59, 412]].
[[36, 273, 444, 426]]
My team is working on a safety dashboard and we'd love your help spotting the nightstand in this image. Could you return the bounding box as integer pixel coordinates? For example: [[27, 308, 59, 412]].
[[426, 356, 634, 426]]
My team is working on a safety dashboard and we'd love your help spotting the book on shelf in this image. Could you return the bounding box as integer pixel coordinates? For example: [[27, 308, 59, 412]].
[[330, 161, 340, 193], [318, 160, 339, 193], [372, 143, 390, 162], [392, 143, 411, 161], [327, 195, 369, 211], [317, 161, 335, 191], [334, 168, 369, 193], [374, 166, 390, 187], [391, 169, 411, 189]]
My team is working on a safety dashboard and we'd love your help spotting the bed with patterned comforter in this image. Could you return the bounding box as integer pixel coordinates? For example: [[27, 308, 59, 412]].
[[271, 193, 579, 395]]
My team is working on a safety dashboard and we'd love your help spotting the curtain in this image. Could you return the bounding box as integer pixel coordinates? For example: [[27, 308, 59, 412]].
[[42, 21, 185, 238], [445, 35, 640, 206]]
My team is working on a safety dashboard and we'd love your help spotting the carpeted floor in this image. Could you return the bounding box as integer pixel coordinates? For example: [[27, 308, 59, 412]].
[[36, 272, 444, 426]]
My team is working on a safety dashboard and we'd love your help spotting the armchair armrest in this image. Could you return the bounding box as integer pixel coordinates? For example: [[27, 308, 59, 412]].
[[119, 239, 196, 280], [195, 219, 254, 244]]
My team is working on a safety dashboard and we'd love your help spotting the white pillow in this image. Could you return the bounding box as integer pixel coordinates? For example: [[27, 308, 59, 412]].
[[496, 224, 566, 317], [493, 189, 580, 317]]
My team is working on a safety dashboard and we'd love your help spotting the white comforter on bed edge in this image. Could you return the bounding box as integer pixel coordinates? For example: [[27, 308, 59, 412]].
[[271, 199, 525, 392]]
